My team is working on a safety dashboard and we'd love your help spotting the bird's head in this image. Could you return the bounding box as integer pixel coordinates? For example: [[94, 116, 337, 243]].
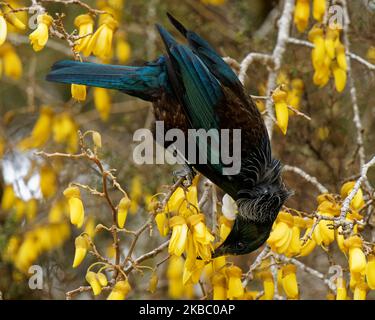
[[212, 183, 292, 258]]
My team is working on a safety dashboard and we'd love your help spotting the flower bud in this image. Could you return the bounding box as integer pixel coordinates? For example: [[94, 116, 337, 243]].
[[148, 271, 159, 294], [73, 235, 89, 268], [97, 272, 108, 287], [117, 196, 131, 228], [86, 271, 102, 295], [107, 280, 131, 300]]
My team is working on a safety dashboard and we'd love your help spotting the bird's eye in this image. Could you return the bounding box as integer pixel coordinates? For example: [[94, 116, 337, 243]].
[[237, 242, 245, 249]]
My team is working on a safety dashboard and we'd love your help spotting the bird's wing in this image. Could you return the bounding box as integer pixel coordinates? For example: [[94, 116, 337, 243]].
[[166, 13, 242, 93], [157, 24, 272, 196]]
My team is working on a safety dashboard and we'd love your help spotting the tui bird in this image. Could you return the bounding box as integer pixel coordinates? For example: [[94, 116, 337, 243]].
[[46, 14, 290, 258]]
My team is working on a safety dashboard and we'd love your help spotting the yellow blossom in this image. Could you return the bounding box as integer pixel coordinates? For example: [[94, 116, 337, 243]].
[[167, 255, 184, 298], [4, 11, 25, 31], [92, 131, 102, 149], [336, 43, 347, 71], [313, 0, 326, 22], [14, 198, 26, 220], [93, 87, 111, 121], [287, 79, 304, 110], [0, 10, 7, 46], [212, 273, 227, 300], [63, 186, 85, 228], [74, 14, 94, 55], [285, 216, 305, 257], [129, 175, 142, 214], [324, 27, 339, 59], [1, 184, 16, 211], [294, 0, 310, 33], [86, 271, 102, 295], [309, 25, 326, 68], [164, 176, 199, 217], [168, 216, 188, 256], [332, 62, 347, 93], [18, 105, 54, 150], [353, 282, 368, 300], [73, 235, 89, 268], [148, 271, 159, 294], [155, 212, 169, 237], [340, 181, 365, 211], [0, 43, 22, 80], [281, 264, 299, 299], [187, 214, 215, 246], [272, 87, 289, 135], [71, 84, 87, 101], [97, 272, 108, 287], [29, 14, 53, 52], [226, 266, 244, 299], [259, 271, 274, 300], [86, 15, 118, 59], [117, 196, 131, 228], [48, 200, 67, 223], [107, 279, 131, 300], [116, 33, 131, 63], [267, 211, 293, 254], [299, 219, 317, 256], [25, 198, 38, 222], [183, 258, 205, 285], [84, 216, 96, 238], [40, 164, 57, 199], [344, 236, 367, 274], [336, 277, 347, 300]]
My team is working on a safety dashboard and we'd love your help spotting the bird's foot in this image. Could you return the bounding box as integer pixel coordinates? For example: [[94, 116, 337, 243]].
[[173, 164, 196, 187]]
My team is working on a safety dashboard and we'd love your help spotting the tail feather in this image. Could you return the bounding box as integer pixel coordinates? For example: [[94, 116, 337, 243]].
[[46, 60, 168, 101]]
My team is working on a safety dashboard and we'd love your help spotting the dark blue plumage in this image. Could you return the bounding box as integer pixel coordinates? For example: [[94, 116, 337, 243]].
[[46, 14, 290, 258]]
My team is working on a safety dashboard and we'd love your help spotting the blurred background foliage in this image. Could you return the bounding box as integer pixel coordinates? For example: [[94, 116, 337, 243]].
[[0, 0, 374, 299]]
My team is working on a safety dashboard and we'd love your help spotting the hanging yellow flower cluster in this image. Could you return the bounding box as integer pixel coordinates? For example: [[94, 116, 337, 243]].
[[75, 13, 118, 60], [3, 222, 71, 273], [294, 0, 326, 33], [85, 270, 110, 296], [0, 43, 22, 80], [165, 178, 215, 264], [276, 72, 305, 112], [308, 25, 348, 92], [267, 211, 307, 256], [18, 107, 79, 153]]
